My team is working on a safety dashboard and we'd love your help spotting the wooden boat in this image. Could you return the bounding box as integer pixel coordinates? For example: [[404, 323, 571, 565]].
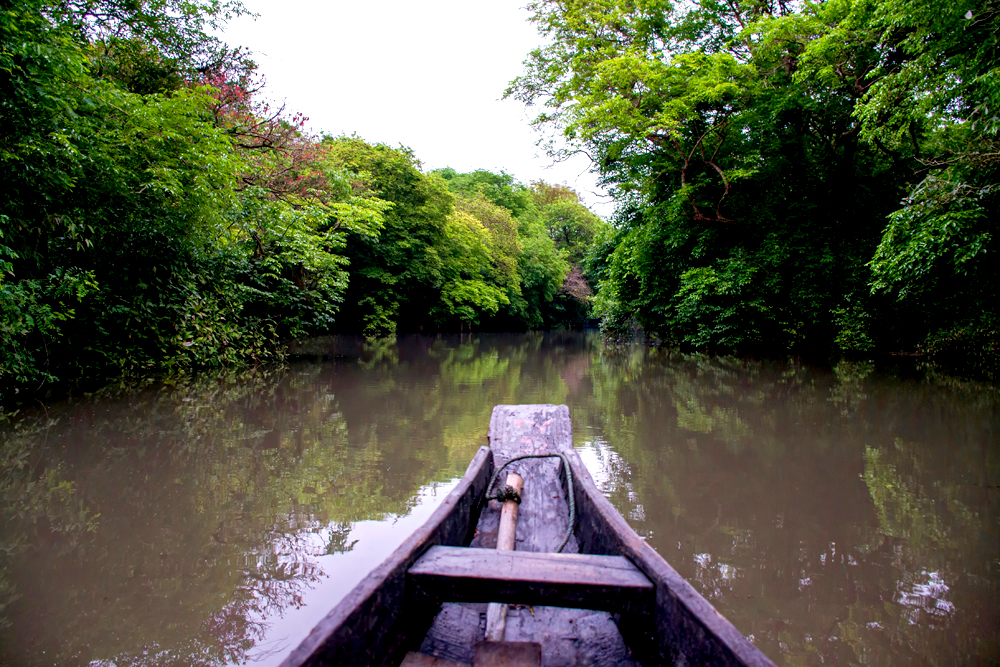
[[280, 405, 775, 667]]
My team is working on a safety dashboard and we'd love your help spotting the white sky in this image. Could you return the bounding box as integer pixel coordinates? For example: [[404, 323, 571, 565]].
[[221, 0, 613, 216]]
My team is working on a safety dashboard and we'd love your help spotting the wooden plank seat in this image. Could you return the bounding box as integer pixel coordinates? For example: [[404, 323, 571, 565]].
[[408, 545, 655, 615]]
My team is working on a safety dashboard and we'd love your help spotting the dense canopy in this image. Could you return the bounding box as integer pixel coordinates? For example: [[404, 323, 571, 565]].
[[0, 0, 606, 405], [508, 0, 999, 378]]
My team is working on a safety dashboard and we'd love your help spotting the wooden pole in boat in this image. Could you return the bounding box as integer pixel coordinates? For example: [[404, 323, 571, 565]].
[[484, 471, 524, 642]]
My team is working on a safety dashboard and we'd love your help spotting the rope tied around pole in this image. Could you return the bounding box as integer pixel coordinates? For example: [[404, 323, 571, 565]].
[[488, 484, 522, 505], [482, 452, 576, 553]]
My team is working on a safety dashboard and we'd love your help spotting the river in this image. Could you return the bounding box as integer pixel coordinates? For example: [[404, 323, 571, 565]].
[[0, 332, 996, 665]]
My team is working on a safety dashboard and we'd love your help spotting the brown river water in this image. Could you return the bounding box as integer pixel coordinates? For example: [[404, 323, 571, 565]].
[[0, 332, 997, 666]]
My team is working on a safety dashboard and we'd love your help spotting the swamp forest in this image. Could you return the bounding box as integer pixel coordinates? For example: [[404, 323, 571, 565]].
[[0, 0, 998, 665], [2, 0, 999, 403]]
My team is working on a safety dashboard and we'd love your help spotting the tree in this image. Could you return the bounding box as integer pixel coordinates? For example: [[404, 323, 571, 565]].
[[507, 0, 922, 356], [532, 182, 606, 267], [454, 194, 522, 292], [323, 137, 454, 337], [436, 169, 571, 329], [433, 209, 511, 327], [859, 0, 1000, 377], [0, 0, 386, 403]]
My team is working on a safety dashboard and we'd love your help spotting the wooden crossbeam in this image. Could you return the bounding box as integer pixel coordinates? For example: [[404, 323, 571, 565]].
[[407, 546, 654, 615]]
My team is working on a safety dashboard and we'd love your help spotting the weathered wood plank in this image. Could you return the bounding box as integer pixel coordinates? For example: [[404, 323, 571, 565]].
[[409, 546, 654, 614], [399, 651, 470, 667], [484, 405, 578, 554], [472, 641, 541, 667], [502, 606, 638, 666], [278, 446, 494, 667], [418, 602, 486, 665]]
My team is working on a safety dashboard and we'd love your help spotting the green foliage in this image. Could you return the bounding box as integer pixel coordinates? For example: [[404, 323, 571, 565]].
[[453, 194, 522, 292], [0, 0, 387, 403], [850, 0, 999, 151], [854, 0, 1000, 376], [436, 168, 538, 222], [531, 182, 606, 268], [324, 155, 585, 335], [510, 218, 570, 329], [832, 297, 876, 354], [511, 0, 998, 375], [323, 137, 454, 336], [671, 252, 774, 350], [0, 268, 98, 387], [434, 209, 511, 325], [0, 0, 609, 403], [870, 177, 995, 299], [436, 169, 574, 328]]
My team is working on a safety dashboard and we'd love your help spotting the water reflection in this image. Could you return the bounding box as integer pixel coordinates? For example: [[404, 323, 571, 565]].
[[0, 365, 429, 665], [581, 349, 1000, 665], [0, 333, 997, 666]]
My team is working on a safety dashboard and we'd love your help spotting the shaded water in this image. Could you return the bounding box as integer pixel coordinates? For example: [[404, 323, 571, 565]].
[[0, 332, 997, 665]]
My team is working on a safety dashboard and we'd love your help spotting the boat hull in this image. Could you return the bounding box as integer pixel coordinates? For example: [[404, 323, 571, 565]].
[[280, 405, 774, 667]]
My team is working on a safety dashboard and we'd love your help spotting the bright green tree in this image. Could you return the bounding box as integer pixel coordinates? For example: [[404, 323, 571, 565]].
[[322, 137, 455, 336], [436, 169, 571, 328]]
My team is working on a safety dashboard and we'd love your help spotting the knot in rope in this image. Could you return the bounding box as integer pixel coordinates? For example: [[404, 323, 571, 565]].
[[489, 484, 521, 505]]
